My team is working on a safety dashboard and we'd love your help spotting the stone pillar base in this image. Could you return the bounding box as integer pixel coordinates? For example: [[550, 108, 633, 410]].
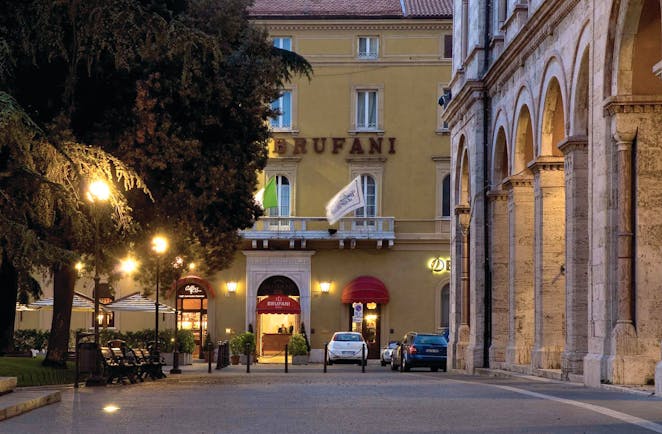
[[561, 350, 586, 378], [532, 346, 562, 370], [611, 322, 639, 355], [456, 325, 470, 371], [583, 353, 607, 387], [506, 344, 531, 366], [607, 354, 656, 385]]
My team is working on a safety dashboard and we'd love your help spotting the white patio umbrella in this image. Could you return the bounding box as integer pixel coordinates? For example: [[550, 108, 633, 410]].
[[28, 291, 106, 312], [104, 292, 175, 313]]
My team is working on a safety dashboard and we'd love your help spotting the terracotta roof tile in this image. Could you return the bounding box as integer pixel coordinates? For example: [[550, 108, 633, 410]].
[[249, 0, 403, 18], [402, 0, 453, 17], [249, 0, 453, 19]]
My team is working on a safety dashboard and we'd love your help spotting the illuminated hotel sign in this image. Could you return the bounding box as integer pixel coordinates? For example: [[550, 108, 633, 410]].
[[429, 257, 451, 273], [272, 136, 397, 155]]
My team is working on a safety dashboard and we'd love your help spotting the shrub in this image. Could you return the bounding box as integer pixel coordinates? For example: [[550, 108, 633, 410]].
[[288, 334, 308, 356], [230, 332, 255, 355], [13, 329, 50, 351]]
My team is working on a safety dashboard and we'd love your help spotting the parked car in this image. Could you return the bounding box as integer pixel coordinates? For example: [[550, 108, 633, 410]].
[[380, 341, 399, 366], [391, 332, 447, 372], [327, 332, 368, 365]]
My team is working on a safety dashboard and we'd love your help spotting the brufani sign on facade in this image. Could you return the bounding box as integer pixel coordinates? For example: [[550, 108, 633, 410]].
[[273, 137, 396, 155]]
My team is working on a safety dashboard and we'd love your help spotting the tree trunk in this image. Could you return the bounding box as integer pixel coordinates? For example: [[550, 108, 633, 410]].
[[43, 263, 76, 368], [0, 250, 19, 355]]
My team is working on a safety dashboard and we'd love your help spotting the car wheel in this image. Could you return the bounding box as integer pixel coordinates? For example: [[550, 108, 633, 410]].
[[402, 356, 411, 372], [431, 367, 438, 372], [390, 359, 398, 371], [327, 359, 333, 365], [381, 360, 386, 367]]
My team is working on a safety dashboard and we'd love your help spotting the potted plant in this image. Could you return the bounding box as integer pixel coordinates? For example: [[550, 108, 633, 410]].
[[288, 334, 309, 365], [235, 331, 256, 365], [229, 335, 242, 365]]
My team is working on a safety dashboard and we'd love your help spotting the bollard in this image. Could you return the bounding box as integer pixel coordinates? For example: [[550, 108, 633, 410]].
[[361, 344, 366, 373], [207, 341, 213, 374], [285, 344, 289, 373], [245, 342, 250, 374], [323, 342, 328, 373], [215, 341, 224, 370]]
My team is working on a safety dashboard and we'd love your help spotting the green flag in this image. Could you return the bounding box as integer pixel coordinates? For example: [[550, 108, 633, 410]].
[[263, 177, 278, 209]]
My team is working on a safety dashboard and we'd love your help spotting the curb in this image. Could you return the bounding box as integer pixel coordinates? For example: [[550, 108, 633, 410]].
[[0, 389, 61, 421]]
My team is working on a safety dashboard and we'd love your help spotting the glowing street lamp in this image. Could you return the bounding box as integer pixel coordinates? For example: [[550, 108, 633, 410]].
[[152, 235, 168, 354], [86, 179, 110, 387]]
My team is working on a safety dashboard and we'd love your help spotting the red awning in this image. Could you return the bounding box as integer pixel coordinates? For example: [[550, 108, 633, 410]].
[[341, 276, 390, 304], [256, 295, 301, 314]]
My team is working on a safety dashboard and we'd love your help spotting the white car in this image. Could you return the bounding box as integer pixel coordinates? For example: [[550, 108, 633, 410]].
[[380, 341, 399, 366], [327, 332, 368, 365]]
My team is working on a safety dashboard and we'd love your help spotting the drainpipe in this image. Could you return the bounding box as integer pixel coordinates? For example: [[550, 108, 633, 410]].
[[482, 0, 492, 369]]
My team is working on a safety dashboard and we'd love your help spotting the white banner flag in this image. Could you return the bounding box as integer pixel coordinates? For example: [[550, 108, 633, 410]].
[[325, 176, 365, 225]]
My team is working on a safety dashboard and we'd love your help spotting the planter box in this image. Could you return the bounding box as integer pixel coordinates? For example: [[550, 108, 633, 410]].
[[161, 352, 192, 366], [292, 354, 308, 365]]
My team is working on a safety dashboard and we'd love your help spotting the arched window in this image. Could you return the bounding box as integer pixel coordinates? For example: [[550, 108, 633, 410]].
[[442, 174, 451, 218], [355, 174, 376, 225], [268, 175, 290, 218]]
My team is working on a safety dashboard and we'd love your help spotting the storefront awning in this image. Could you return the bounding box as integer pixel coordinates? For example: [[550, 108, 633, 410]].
[[256, 295, 301, 314], [341, 276, 390, 304]]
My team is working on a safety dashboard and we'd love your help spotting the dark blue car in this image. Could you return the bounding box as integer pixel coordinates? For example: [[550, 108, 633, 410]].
[[391, 332, 447, 372]]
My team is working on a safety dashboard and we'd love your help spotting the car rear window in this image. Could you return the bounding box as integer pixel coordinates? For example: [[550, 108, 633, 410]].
[[334, 333, 362, 342], [414, 335, 446, 345]]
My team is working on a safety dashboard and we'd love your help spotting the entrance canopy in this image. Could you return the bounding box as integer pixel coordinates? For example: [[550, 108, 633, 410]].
[[104, 292, 175, 313], [341, 276, 390, 304], [256, 295, 301, 314]]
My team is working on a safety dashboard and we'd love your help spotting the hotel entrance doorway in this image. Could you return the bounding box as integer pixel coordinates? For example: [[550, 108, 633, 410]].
[[256, 276, 301, 357]]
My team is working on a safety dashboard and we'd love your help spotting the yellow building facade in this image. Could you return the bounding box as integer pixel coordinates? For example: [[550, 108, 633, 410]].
[[203, 1, 454, 360]]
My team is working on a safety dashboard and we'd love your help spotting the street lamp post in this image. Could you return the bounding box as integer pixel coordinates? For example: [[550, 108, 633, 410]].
[[151, 236, 168, 356], [85, 180, 110, 387], [170, 256, 184, 374]]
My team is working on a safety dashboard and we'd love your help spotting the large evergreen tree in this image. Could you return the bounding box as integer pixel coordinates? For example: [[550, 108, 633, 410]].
[[0, 0, 310, 363]]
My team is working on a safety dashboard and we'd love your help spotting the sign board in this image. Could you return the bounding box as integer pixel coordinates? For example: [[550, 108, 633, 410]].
[[352, 315, 362, 323], [177, 283, 207, 299], [352, 302, 363, 320]]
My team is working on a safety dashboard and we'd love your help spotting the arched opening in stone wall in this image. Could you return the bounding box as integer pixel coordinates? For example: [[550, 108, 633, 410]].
[[506, 103, 535, 366], [493, 127, 509, 187], [573, 48, 590, 137], [513, 105, 534, 175], [540, 78, 565, 157], [532, 76, 567, 370]]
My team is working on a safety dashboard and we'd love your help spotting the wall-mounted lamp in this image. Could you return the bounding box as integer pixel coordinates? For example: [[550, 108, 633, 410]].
[[319, 281, 331, 294], [226, 281, 238, 294]]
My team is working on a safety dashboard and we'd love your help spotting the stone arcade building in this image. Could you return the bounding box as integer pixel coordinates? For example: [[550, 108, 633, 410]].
[[444, 0, 662, 392]]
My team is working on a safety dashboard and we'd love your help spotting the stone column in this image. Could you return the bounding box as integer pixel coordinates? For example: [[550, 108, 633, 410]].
[[558, 137, 589, 378], [488, 190, 509, 367], [529, 157, 566, 370], [504, 174, 535, 367], [455, 205, 471, 370]]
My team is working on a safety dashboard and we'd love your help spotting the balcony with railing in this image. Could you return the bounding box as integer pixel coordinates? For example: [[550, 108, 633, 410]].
[[240, 216, 394, 249], [240, 216, 449, 249]]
